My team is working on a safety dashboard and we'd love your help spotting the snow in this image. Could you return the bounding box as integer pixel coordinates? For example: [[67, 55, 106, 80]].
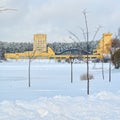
[[0, 59, 120, 120]]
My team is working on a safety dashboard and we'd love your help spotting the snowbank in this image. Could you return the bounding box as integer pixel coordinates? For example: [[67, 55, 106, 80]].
[[0, 91, 120, 120], [0, 60, 120, 119]]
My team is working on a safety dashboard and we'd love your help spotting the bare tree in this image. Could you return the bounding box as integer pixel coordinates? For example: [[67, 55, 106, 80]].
[[109, 54, 111, 82], [67, 11, 102, 95], [70, 55, 74, 83], [101, 59, 104, 80], [118, 28, 120, 40], [83, 10, 90, 95], [28, 50, 36, 87], [28, 50, 46, 87]]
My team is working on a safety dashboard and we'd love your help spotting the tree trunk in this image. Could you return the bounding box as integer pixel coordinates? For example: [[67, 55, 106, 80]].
[[28, 59, 31, 87]]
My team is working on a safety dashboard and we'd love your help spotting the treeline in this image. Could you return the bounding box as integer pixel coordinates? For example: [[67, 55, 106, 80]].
[[0, 41, 33, 53], [0, 41, 33, 60], [0, 41, 97, 60], [48, 41, 97, 54]]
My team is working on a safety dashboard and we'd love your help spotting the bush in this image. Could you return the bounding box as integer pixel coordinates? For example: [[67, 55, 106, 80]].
[[80, 73, 94, 80], [111, 49, 120, 69], [57, 59, 61, 63]]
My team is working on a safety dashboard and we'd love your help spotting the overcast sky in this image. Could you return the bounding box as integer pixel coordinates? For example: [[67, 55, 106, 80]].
[[0, 0, 120, 43]]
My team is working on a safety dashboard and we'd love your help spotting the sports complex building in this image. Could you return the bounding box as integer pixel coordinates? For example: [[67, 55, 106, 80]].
[[4, 33, 112, 60]]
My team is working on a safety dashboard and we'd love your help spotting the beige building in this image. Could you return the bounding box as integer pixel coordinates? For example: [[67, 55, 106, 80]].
[[33, 34, 47, 52], [4, 34, 70, 59], [83, 33, 112, 59], [4, 33, 112, 60]]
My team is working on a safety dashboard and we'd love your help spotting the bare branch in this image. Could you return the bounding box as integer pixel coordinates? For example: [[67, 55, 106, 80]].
[[67, 30, 81, 43], [69, 36, 89, 54], [79, 27, 86, 41], [83, 9, 89, 43], [92, 25, 103, 41], [0, 8, 17, 12]]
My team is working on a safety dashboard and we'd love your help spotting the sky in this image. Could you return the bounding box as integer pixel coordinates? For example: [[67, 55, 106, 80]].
[[0, 0, 120, 43]]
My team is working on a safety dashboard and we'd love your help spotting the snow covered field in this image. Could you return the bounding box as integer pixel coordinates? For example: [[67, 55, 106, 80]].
[[0, 59, 120, 120]]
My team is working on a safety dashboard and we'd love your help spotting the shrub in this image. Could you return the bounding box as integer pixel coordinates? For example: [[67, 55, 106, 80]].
[[111, 49, 120, 69], [80, 73, 94, 80]]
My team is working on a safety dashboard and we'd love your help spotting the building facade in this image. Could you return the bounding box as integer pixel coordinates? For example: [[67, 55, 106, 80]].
[[33, 34, 47, 52], [83, 33, 112, 59], [4, 33, 112, 60]]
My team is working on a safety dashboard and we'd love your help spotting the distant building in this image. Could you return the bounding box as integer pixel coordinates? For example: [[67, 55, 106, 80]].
[[94, 33, 112, 57], [33, 34, 47, 52], [83, 33, 112, 59], [4, 34, 70, 60], [4, 33, 112, 60]]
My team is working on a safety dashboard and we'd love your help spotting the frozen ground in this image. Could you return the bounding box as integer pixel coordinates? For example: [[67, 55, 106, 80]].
[[0, 59, 120, 120]]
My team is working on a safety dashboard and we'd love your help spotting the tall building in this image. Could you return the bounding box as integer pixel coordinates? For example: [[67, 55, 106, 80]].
[[33, 34, 47, 52], [93, 33, 112, 58], [83, 33, 112, 59]]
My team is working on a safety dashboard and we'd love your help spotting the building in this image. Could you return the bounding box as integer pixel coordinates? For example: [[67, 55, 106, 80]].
[[4, 33, 112, 60], [4, 34, 70, 60], [82, 33, 112, 59], [33, 34, 47, 52]]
